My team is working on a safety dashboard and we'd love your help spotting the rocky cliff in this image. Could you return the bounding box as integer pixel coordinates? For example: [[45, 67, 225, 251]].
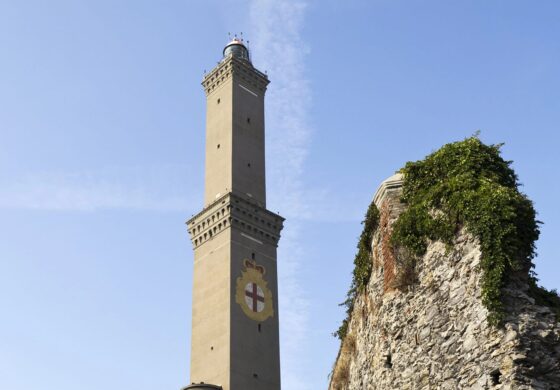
[[330, 139, 560, 390]]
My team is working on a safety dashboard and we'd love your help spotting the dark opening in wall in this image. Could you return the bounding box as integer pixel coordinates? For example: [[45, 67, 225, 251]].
[[217, 98, 221, 104], [247, 117, 251, 124], [490, 369, 501, 385], [253, 373, 258, 379], [384, 354, 392, 369], [252, 253, 255, 260], [247, 163, 251, 167], [258, 323, 261, 332], [217, 144, 220, 149]]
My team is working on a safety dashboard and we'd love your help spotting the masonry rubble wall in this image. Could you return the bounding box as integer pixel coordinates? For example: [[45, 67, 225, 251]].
[[330, 174, 560, 390]]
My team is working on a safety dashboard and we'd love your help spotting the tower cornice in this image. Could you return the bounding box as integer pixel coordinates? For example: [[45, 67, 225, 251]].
[[187, 192, 284, 249], [201, 56, 269, 96]]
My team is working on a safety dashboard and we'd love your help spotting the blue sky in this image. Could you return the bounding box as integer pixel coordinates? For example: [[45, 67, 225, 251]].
[[1, 1, 559, 389]]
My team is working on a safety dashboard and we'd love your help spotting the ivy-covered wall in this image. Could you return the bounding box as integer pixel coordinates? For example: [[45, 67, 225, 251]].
[[391, 137, 550, 325], [336, 136, 558, 340], [330, 137, 560, 389]]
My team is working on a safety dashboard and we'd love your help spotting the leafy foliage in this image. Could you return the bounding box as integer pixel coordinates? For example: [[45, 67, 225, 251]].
[[391, 136, 543, 325], [335, 136, 558, 343], [529, 276, 560, 320], [335, 202, 379, 340]]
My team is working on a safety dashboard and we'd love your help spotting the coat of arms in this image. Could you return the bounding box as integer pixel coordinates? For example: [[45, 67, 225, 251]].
[[235, 259, 274, 322]]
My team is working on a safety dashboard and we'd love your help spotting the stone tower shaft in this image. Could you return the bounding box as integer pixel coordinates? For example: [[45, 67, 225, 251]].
[[186, 39, 283, 390], [201, 47, 270, 208]]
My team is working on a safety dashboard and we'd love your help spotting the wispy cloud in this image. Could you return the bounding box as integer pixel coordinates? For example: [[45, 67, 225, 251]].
[[249, 1, 312, 388], [0, 164, 199, 212]]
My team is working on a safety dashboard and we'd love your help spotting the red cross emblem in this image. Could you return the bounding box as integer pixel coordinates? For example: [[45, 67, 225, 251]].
[[236, 260, 273, 321], [244, 282, 265, 313]]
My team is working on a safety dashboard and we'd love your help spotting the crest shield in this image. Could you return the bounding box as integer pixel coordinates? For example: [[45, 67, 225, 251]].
[[235, 260, 274, 321]]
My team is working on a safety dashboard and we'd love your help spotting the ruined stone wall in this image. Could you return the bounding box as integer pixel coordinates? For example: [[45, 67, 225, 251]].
[[330, 176, 560, 390]]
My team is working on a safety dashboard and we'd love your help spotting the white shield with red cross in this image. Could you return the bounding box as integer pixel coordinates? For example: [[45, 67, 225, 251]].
[[244, 282, 265, 313], [235, 259, 274, 321]]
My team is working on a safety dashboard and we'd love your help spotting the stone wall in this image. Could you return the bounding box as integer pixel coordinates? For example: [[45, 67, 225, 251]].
[[330, 175, 560, 390]]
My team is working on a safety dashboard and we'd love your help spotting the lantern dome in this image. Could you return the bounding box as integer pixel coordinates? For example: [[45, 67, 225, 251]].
[[223, 38, 250, 62]]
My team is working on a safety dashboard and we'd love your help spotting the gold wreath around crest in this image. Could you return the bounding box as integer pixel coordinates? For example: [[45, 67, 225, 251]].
[[235, 262, 274, 322]]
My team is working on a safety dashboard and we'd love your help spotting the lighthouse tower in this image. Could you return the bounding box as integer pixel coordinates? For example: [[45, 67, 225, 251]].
[[185, 38, 284, 390]]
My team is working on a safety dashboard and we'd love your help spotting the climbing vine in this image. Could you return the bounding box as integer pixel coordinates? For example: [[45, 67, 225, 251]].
[[335, 136, 559, 343], [529, 277, 560, 320], [335, 201, 379, 340], [391, 136, 545, 325]]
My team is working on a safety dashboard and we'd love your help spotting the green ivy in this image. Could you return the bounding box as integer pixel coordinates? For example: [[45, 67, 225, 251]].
[[529, 276, 560, 319], [335, 136, 558, 342], [391, 136, 545, 325], [335, 201, 380, 340]]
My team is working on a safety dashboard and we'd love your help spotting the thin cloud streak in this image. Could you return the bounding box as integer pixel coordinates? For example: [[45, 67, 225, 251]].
[[249, 1, 312, 389], [0, 166, 365, 221], [0, 164, 199, 212]]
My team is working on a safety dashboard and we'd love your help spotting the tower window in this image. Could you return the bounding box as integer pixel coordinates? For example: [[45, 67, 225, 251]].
[[247, 117, 251, 124], [217, 98, 221, 104], [247, 163, 251, 167], [217, 144, 220, 149], [252, 253, 255, 260], [258, 323, 261, 332]]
